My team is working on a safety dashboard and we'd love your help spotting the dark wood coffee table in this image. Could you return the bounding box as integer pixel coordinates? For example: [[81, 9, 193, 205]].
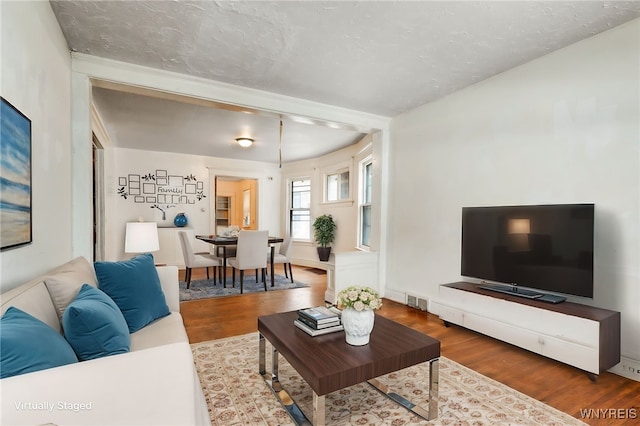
[[258, 310, 441, 425]]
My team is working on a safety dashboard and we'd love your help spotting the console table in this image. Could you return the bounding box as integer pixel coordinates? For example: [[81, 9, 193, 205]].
[[429, 282, 620, 380]]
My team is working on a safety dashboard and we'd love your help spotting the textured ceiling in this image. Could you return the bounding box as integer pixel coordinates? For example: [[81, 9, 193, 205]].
[[50, 1, 640, 162]]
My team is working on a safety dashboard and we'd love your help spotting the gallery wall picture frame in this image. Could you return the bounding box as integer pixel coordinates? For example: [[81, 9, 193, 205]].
[[168, 175, 184, 187], [1, 97, 32, 250], [143, 183, 156, 194], [156, 169, 168, 186], [117, 170, 207, 204]]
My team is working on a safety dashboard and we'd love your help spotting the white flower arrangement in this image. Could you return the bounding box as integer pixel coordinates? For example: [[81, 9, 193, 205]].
[[337, 286, 383, 311]]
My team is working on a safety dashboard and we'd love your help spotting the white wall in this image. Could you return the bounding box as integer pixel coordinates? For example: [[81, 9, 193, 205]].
[[104, 147, 281, 261], [0, 1, 72, 291], [387, 20, 640, 364]]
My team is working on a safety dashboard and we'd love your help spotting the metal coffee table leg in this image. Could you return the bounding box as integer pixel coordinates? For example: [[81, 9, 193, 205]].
[[312, 392, 325, 425], [259, 333, 266, 374], [272, 345, 279, 382], [367, 357, 439, 422], [428, 358, 439, 420], [259, 334, 312, 425]]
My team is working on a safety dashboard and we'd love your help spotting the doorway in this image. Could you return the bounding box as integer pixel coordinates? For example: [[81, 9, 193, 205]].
[[214, 176, 258, 234]]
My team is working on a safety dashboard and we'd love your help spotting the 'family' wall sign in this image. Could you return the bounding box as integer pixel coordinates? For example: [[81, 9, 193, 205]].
[[117, 170, 206, 204]]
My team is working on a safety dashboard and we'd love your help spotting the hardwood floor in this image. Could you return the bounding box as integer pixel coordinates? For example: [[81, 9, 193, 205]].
[[180, 265, 640, 425]]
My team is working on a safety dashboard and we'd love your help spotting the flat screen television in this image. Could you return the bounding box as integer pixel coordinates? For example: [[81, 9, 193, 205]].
[[461, 204, 594, 299]]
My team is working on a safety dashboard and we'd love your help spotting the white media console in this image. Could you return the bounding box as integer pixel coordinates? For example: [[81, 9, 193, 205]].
[[429, 282, 620, 380]]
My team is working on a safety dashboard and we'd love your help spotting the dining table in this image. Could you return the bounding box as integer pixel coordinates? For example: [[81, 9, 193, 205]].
[[195, 235, 284, 288]]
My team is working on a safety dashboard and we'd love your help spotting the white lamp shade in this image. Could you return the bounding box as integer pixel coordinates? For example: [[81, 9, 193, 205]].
[[125, 222, 160, 253]]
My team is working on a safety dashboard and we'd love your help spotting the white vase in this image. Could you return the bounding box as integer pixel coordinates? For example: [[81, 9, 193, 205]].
[[341, 307, 375, 346]]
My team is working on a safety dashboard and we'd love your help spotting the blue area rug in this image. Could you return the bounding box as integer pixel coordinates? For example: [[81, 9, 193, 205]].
[[179, 274, 309, 301]]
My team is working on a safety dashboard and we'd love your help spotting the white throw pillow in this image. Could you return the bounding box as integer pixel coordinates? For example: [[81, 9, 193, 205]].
[[43, 257, 98, 321]]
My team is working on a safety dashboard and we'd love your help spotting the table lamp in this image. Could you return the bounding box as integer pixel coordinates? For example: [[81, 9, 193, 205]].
[[125, 220, 160, 254]]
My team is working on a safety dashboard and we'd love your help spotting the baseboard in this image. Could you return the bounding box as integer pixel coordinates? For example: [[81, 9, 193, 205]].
[[290, 258, 331, 271], [383, 289, 406, 304], [609, 356, 640, 382]]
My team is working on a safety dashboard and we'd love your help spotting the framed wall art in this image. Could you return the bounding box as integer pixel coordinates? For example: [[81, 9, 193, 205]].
[[1, 97, 32, 250], [117, 169, 206, 205]]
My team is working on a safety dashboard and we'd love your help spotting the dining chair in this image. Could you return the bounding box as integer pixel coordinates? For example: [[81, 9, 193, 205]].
[[227, 230, 268, 294], [181, 229, 210, 256], [178, 231, 222, 289], [269, 234, 294, 283], [212, 244, 236, 259]]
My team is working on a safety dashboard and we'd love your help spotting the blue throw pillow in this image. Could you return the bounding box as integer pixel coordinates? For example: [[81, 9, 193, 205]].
[[1, 307, 78, 379], [94, 253, 170, 332], [62, 284, 131, 360]]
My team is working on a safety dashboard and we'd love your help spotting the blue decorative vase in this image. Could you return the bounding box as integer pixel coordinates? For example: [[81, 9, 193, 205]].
[[174, 212, 188, 227]]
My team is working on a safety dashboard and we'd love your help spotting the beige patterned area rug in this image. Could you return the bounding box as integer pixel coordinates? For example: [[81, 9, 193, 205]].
[[191, 333, 586, 426]]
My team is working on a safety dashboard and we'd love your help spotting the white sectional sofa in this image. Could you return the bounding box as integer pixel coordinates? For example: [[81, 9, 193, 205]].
[[0, 256, 210, 426]]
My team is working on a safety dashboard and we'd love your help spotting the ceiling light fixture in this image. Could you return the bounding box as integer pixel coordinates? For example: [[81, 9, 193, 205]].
[[236, 137, 254, 148]]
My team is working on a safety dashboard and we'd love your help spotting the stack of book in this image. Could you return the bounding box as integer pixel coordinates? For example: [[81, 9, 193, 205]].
[[294, 306, 343, 336]]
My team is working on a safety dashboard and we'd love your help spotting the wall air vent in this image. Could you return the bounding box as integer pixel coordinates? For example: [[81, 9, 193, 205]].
[[406, 293, 429, 311]]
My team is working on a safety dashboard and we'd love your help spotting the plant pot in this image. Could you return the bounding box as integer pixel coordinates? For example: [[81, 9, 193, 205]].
[[317, 247, 331, 261], [341, 307, 375, 346]]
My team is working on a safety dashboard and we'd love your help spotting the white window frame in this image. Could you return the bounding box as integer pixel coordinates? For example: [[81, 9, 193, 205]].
[[322, 161, 352, 204], [358, 155, 373, 250], [289, 177, 311, 241]]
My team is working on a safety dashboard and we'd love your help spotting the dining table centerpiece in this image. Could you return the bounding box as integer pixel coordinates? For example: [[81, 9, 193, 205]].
[[337, 286, 383, 346]]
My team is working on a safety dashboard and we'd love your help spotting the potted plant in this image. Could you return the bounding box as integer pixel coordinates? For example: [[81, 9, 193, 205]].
[[312, 214, 336, 261]]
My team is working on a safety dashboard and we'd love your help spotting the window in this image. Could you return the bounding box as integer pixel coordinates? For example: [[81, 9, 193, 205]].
[[325, 169, 349, 202], [290, 178, 311, 239], [360, 159, 373, 247]]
